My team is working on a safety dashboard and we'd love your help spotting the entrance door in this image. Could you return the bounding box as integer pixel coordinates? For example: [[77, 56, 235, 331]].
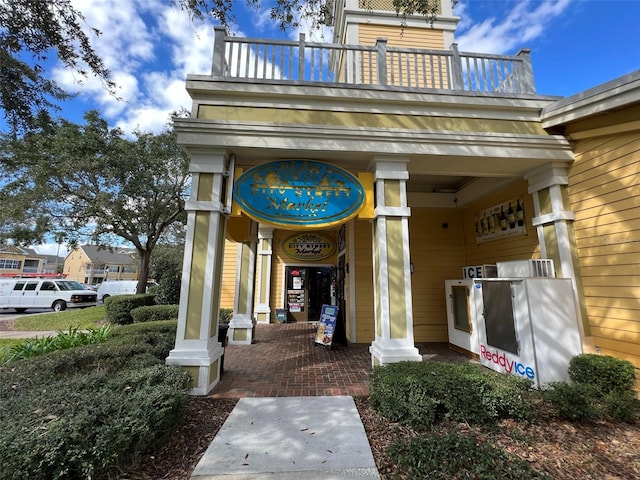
[[285, 266, 333, 322]]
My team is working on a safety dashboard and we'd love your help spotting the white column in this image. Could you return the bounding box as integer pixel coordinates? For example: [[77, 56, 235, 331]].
[[228, 220, 258, 345], [369, 158, 422, 366], [525, 162, 587, 339], [254, 225, 274, 324], [166, 151, 231, 395]]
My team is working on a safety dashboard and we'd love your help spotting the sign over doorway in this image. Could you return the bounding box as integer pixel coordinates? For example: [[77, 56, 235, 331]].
[[233, 160, 365, 229], [283, 232, 336, 261]]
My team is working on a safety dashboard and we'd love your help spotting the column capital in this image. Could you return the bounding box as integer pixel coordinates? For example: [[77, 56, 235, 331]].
[[369, 157, 410, 179], [525, 162, 569, 193], [258, 225, 274, 239]]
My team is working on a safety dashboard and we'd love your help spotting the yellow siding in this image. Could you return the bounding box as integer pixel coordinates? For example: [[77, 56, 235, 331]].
[[464, 182, 540, 265], [568, 130, 640, 378], [409, 208, 466, 342], [356, 23, 449, 88], [353, 220, 375, 342], [359, 24, 445, 50], [220, 239, 237, 309]]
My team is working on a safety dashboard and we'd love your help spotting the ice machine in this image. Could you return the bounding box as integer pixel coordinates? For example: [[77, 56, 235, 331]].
[[475, 277, 582, 387]]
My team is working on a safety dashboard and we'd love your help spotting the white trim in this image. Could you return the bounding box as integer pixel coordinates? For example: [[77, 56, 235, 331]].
[[375, 206, 411, 217], [185, 200, 226, 212], [542, 70, 640, 128], [376, 216, 390, 338], [369, 340, 422, 365], [188, 151, 228, 173], [401, 216, 414, 340], [525, 163, 570, 193], [532, 211, 575, 226], [175, 210, 196, 341], [347, 221, 358, 342]]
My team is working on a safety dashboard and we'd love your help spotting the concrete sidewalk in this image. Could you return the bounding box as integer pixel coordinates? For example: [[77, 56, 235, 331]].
[[0, 330, 59, 339], [190, 396, 380, 479]]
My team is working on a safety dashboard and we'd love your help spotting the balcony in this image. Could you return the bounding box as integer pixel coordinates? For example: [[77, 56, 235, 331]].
[[211, 26, 535, 95]]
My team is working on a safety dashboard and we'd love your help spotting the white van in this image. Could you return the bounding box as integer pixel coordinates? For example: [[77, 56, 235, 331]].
[[0, 278, 98, 312], [97, 280, 156, 303]]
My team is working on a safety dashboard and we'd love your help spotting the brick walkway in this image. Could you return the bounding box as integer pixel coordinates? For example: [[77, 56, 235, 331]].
[[211, 322, 470, 398]]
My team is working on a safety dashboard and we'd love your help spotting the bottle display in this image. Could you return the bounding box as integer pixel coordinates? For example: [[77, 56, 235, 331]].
[[507, 202, 515, 229], [475, 198, 525, 242], [516, 199, 524, 226]]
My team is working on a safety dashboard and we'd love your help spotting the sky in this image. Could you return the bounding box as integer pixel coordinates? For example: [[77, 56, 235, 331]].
[[24, 0, 640, 256]]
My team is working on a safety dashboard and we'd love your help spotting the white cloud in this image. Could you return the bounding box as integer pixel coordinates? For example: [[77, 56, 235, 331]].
[[51, 0, 215, 134], [454, 0, 572, 54]]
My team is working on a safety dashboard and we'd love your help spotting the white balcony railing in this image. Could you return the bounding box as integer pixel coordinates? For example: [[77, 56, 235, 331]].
[[211, 26, 536, 95]]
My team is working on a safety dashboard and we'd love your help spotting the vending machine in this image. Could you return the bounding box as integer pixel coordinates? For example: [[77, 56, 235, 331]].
[[446, 260, 583, 387], [475, 277, 582, 387], [445, 278, 481, 356]]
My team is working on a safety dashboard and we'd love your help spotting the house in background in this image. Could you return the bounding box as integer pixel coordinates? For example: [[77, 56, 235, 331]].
[[0, 245, 46, 277], [63, 245, 138, 286]]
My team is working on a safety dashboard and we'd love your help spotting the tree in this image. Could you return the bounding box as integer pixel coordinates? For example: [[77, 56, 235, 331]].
[[150, 240, 186, 305], [0, 110, 190, 294], [0, 1, 441, 133], [0, 1, 114, 134]]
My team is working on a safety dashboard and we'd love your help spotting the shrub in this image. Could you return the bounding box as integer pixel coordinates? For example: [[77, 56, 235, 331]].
[[545, 354, 639, 422], [603, 390, 639, 422], [370, 361, 534, 428], [154, 274, 181, 305], [568, 354, 636, 395], [131, 304, 180, 323], [386, 432, 549, 479], [0, 365, 190, 479], [219, 308, 233, 324], [104, 293, 157, 324], [0, 321, 188, 479], [545, 382, 602, 421]]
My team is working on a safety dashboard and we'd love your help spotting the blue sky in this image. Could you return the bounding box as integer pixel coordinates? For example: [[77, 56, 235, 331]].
[[24, 0, 640, 255]]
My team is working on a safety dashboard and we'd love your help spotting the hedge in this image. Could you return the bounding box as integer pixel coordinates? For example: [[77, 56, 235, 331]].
[[0, 321, 189, 479], [104, 293, 157, 324]]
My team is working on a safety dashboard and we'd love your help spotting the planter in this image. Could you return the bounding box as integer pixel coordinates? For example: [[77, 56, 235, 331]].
[[219, 324, 229, 375]]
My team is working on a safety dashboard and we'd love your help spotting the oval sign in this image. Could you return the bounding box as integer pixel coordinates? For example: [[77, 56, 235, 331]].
[[283, 232, 336, 261], [233, 160, 365, 229]]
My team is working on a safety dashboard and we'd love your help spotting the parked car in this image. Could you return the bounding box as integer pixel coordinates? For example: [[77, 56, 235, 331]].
[[0, 278, 97, 312], [97, 280, 157, 303]]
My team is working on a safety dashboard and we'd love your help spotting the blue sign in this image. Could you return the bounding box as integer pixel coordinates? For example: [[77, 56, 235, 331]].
[[315, 305, 339, 349], [233, 160, 365, 229]]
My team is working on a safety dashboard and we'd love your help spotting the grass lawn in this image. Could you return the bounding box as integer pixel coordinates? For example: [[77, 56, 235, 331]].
[[13, 306, 106, 331]]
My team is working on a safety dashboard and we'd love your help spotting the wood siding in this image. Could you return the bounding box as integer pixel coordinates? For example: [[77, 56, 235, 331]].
[[356, 24, 448, 89], [353, 220, 375, 342], [220, 239, 238, 309], [358, 24, 446, 50], [567, 131, 640, 373], [409, 208, 466, 342]]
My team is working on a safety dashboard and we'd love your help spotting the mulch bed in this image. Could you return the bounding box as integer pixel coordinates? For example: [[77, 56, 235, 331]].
[[116, 396, 640, 480]]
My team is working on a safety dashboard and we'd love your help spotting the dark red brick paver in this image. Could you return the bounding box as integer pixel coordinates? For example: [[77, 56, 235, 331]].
[[211, 322, 469, 399]]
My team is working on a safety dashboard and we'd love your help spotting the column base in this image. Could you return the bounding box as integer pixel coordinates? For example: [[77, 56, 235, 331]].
[[369, 339, 422, 367], [166, 342, 224, 395], [254, 306, 271, 324], [227, 316, 256, 345]]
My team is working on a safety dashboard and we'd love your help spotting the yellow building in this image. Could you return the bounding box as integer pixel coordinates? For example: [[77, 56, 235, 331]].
[[63, 245, 138, 286], [0, 246, 47, 277], [542, 72, 640, 388], [166, 0, 639, 394]]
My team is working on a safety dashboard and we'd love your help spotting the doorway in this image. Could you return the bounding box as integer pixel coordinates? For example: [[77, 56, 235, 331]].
[[285, 266, 334, 322]]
